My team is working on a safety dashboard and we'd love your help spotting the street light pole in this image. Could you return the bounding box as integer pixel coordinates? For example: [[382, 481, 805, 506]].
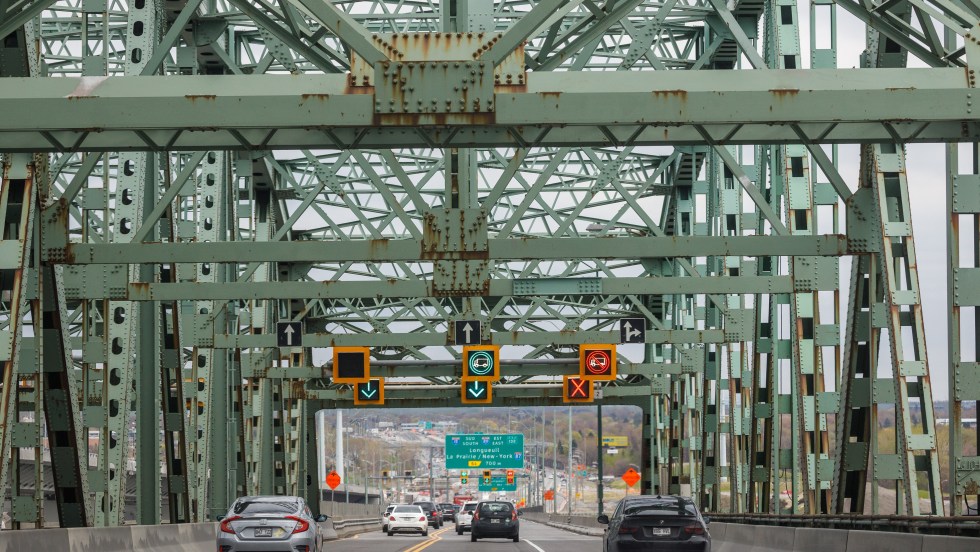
[[597, 403, 604, 516], [567, 406, 572, 518]]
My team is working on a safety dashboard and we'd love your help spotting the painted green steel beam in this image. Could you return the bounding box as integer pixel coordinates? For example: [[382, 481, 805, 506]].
[[126, 276, 794, 301], [0, 69, 976, 152], [252, 360, 700, 379], [61, 235, 851, 263], [298, 382, 663, 407], [215, 329, 726, 349]]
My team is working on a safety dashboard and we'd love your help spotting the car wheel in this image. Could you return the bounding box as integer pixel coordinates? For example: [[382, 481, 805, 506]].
[[388, 530, 393, 536], [471, 533, 477, 542], [423, 528, 429, 536], [513, 534, 519, 542], [457, 528, 462, 535]]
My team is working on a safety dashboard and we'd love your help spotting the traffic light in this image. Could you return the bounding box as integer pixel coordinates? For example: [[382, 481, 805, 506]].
[[579, 344, 616, 380], [353, 378, 384, 405], [461, 471, 469, 485], [333, 346, 370, 383], [506, 470, 515, 485], [482, 470, 492, 484], [563, 375, 594, 403], [462, 345, 501, 381]]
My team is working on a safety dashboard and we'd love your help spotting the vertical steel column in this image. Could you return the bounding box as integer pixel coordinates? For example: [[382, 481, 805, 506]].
[[194, 151, 231, 519], [186, 152, 228, 519], [869, 144, 945, 515], [834, 251, 878, 514], [246, 168, 277, 495], [33, 147, 92, 527], [948, 20, 980, 518], [948, 143, 980, 516], [0, 153, 41, 528]]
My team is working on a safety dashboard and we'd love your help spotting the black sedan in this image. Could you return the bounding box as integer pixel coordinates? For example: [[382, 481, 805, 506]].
[[598, 495, 710, 552]]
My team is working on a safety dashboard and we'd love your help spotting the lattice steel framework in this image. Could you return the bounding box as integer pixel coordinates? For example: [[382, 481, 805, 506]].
[[1, 0, 978, 527]]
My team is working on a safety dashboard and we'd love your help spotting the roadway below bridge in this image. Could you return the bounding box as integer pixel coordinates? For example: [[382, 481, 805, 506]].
[[196, 520, 601, 552], [332, 521, 599, 552]]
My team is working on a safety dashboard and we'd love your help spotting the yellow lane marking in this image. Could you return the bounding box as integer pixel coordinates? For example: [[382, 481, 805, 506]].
[[403, 526, 450, 552]]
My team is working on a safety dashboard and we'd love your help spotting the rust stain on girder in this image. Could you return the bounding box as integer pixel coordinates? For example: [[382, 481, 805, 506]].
[[185, 94, 217, 102], [652, 90, 688, 100], [374, 112, 496, 126], [301, 93, 331, 102], [769, 89, 800, 98]]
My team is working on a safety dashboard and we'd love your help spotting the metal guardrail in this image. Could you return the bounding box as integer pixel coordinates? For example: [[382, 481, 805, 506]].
[[331, 518, 380, 530], [704, 513, 980, 537]]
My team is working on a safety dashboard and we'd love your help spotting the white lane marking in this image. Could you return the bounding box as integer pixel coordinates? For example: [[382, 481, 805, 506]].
[[525, 539, 546, 552]]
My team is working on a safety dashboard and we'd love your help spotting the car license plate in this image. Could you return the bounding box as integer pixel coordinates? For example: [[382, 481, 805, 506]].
[[491, 519, 501, 524], [651, 527, 670, 536], [254, 528, 273, 537]]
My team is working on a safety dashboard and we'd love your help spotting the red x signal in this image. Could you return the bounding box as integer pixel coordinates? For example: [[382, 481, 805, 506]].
[[563, 376, 593, 403]]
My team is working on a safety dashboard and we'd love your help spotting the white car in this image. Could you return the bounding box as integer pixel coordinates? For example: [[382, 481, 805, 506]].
[[387, 505, 428, 536], [380, 504, 396, 533], [455, 501, 479, 534]]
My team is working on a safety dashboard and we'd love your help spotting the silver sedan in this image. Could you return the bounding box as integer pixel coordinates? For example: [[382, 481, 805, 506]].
[[216, 496, 329, 552]]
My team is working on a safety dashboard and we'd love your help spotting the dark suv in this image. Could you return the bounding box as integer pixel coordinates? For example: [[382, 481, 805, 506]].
[[471, 500, 520, 542], [438, 503, 456, 522], [412, 501, 443, 528]]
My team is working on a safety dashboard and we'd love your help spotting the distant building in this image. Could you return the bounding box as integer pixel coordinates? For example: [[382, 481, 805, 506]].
[[936, 418, 977, 428]]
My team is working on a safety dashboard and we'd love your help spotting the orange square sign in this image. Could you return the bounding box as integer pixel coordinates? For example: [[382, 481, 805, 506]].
[[622, 467, 640, 487]]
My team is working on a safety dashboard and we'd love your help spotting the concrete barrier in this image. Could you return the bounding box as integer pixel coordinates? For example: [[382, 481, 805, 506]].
[[795, 526, 848, 552], [920, 534, 980, 552], [522, 515, 979, 552], [0, 523, 215, 552], [845, 530, 922, 552]]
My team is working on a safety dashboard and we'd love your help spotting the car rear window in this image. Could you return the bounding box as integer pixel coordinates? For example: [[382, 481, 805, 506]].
[[231, 500, 297, 515], [624, 499, 697, 516], [479, 502, 513, 514], [462, 503, 477, 512], [393, 505, 422, 513]]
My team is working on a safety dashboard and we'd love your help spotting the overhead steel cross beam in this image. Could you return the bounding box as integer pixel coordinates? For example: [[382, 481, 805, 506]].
[[0, 68, 976, 152]]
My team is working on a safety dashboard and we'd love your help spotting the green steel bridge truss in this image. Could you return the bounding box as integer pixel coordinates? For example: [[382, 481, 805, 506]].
[[0, 0, 978, 528]]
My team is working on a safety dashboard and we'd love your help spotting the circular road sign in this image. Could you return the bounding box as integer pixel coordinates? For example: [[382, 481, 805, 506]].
[[585, 350, 611, 375], [468, 350, 494, 376]]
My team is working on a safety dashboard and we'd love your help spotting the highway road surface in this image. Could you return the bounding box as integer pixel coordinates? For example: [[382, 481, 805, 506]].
[[320, 520, 599, 552]]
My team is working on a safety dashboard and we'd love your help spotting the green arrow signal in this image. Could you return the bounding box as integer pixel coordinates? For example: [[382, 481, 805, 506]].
[[360, 382, 377, 399], [468, 381, 486, 398]]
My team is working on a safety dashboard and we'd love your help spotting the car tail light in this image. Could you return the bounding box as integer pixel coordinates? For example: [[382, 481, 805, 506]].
[[511, 509, 518, 521], [684, 524, 705, 535], [618, 525, 639, 534], [286, 515, 309, 534], [419, 516, 426, 521], [389, 516, 396, 521], [219, 516, 241, 534], [473, 512, 479, 521]]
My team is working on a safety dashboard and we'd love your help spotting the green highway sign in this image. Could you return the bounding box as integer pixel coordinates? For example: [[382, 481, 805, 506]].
[[479, 475, 518, 492], [445, 433, 524, 469]]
